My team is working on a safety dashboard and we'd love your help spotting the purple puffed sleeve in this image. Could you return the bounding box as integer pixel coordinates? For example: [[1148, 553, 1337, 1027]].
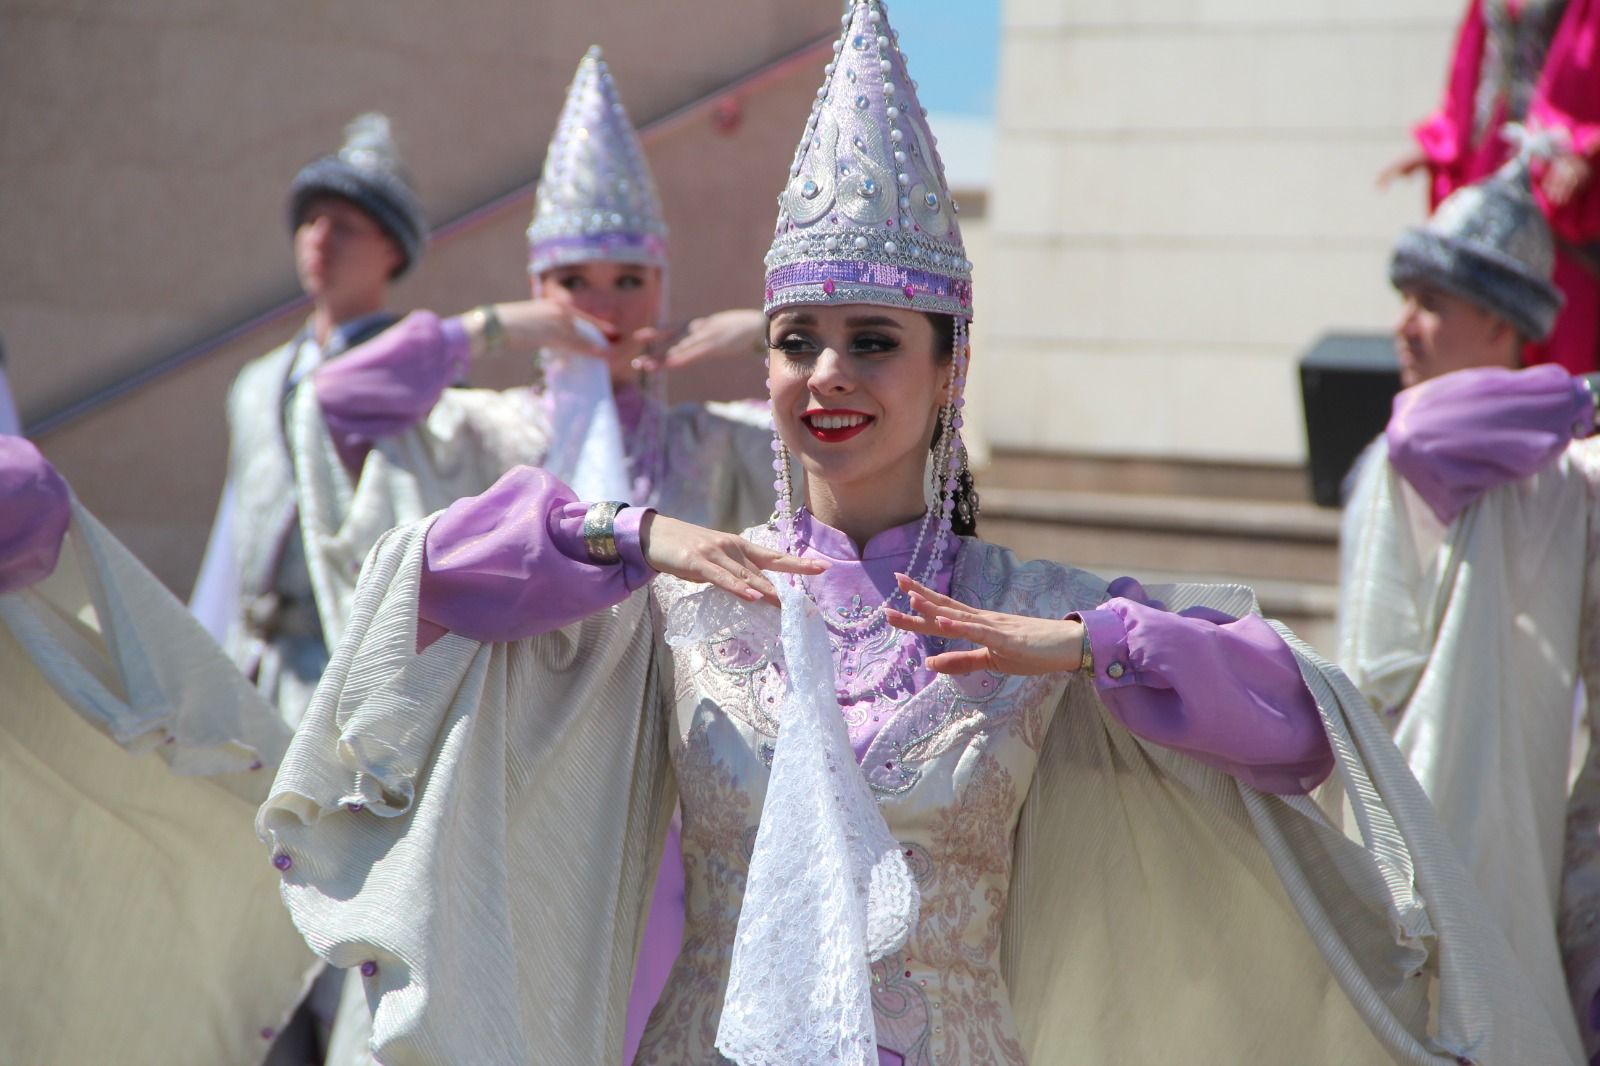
[[417, 465, 654, 644], [1386, 364, 1596, 525], [1074, 577, 1332, 796], [0, 436, 72, 595], [312, 311, 473, 472]]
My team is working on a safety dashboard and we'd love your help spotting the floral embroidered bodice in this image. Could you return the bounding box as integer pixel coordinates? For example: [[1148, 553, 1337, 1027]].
[[636, 529, 1106, 1064]]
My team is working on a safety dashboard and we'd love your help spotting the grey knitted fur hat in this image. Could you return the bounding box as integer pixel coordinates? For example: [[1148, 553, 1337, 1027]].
[[288, 113, 428, 278], [1389, 130, 1564, 342]]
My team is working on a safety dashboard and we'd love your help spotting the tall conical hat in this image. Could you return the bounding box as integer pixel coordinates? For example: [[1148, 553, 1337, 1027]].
[[764, 0, 972, 318], [527, 47, 668, 277]]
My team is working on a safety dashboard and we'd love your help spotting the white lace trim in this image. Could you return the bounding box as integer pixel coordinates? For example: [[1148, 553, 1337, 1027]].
[[667, 578, 919, 1064]]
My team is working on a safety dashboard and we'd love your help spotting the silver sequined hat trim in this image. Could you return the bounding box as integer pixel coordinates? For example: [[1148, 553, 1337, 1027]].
[[764, 0, 972, 319]]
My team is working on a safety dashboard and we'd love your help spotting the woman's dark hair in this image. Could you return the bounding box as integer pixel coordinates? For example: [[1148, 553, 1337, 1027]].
[[925, 312, 979, 536]]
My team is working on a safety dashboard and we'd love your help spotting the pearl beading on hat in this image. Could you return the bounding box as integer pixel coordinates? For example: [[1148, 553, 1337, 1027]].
[[527, 46, 668, 276], [764, 0, 972, 318]]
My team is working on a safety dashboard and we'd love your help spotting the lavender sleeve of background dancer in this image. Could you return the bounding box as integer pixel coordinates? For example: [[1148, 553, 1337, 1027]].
[[0, 436, 72, 595], [416, 465, 653, 645], [1385, 364, 1596, 525], [1072, 577, 1333, 796], [312, 310, 473, 472]]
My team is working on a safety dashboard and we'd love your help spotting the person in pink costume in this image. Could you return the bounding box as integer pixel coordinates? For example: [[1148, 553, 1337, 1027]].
[[1382, 0, 1600, 374]]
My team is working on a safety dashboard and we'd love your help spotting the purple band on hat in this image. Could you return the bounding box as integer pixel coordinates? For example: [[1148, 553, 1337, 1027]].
[[766, 260, 972, 311], [528, 232, 667, 275]]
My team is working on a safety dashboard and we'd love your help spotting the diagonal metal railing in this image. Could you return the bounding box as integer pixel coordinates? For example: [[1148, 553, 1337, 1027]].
[[28, 33, 832, 437]]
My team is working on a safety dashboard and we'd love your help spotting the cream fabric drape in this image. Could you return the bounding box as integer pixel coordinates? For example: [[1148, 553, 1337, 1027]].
[[265, 518, 1573, 1064], [1340, 440, 1592, 1059], [290, 382, 549, 650], [0, 502, 318, 1064], [260, 519, 673, 1065]]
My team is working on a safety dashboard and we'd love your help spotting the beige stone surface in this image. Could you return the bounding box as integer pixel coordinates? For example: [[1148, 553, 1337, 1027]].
[[982, 343, 1308, 461], [9, 3, 836, 591], [981, 0, 1457, 465]]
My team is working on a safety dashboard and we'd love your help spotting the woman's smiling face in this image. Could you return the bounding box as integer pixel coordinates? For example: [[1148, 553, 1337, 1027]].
[[766, 304, 948, 502], [537, 260, 663, 382]]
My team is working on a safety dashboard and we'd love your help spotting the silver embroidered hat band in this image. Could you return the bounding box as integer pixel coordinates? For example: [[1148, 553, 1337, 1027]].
[[763, 0, 972, 318]]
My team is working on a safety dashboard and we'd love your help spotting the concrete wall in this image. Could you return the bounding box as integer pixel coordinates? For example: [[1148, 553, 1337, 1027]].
[[981, 0, 1459, 464], [7, 2, 837, 590]]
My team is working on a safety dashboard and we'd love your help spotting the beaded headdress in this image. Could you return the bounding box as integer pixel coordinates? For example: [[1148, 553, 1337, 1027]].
[[289, 113, 428, 278], [527, 47, 668, 278], [766, 0, 976, 557], [1389, 125, 1564, 342], [763, 0, 972, 318]]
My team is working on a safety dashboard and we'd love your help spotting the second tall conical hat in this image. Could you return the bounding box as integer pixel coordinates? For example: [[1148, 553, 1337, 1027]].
[[527, 47, 668, 277]]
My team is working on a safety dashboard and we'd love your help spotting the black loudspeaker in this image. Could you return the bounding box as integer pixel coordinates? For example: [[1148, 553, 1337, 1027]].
[[1299, 334, 1402, 508]]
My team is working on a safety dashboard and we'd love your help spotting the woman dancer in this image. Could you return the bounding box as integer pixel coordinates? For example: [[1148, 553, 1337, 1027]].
[[288, 47, 773, 1062], [263, 4, 1570, 1062], [289, 47, 777, 652]]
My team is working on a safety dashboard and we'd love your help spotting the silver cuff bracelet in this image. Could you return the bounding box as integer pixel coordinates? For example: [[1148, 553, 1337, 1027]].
[[581, 501, 628, 564]]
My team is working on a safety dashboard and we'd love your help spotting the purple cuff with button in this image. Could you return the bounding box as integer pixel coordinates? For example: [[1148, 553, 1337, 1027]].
[[1072, 577, 1333, 796], [1386, 364, 1596, 525], [0, 436, 72, 595], [417, 465, 654, 646], [313, 310, 473, 473]]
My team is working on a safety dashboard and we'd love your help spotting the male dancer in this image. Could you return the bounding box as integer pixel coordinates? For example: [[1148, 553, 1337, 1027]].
[[1341, 143, 1600, 1053], [195, 113, 426, 728]]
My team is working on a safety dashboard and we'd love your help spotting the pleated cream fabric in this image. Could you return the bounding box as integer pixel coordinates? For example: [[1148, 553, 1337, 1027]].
[[264, 518, 1572, 1064], [290, 382, 552, 650], [290, 382, 778, 653], [1008, 594, 1578, 1063], [1341, 439, 1594, 1059], [1559, 441, 1600, 1045], [260, 519, 673, 1065], [0, 502, 318, 1064]]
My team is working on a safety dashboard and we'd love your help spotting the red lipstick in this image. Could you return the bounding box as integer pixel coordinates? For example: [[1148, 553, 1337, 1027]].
[[801, 409, 874, 443]]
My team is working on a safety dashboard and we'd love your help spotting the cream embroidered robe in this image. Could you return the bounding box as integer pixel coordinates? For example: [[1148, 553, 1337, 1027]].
[[260, 517, 1573, 1065], [1341, 437, 1600, 1058], [0, 501, 317, 1064]]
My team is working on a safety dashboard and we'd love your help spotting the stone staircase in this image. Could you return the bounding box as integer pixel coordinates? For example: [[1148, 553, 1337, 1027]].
[[972, 451, 1342, 656]]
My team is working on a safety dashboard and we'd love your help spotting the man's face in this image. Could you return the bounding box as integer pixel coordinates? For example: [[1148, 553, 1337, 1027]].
[[1393, 284, 1519, 387], [293, 195, 402, 305]]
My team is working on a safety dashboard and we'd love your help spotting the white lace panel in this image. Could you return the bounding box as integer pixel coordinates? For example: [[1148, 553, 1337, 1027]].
[[542, 348, 634, 503], [668, 578, 919, 1065]]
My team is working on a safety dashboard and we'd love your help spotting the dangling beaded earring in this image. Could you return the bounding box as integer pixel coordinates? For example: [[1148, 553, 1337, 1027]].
[[772, 431, 798, 558], [925, 315, 969, 561]]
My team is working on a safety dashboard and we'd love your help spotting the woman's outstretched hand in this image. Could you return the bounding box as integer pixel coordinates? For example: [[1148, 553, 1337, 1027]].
[[640, 513, 828, 607], [886, 574, 1085, 676], [487, 299, 614, 357], [1543, 151, 1593, 208], [656, 309, 768, 370], [1376, 149, 1429, 190]]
